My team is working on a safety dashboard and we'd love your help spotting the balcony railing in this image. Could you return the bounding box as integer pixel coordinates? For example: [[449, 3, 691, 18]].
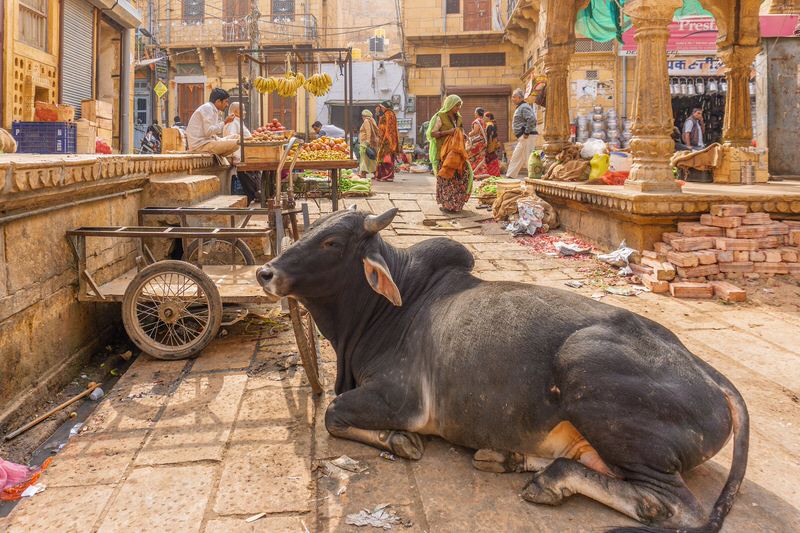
[[159, 14, 318, 46]]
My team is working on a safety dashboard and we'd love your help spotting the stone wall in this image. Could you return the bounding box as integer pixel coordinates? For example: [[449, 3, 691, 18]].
[[0, 154, 225, 425]]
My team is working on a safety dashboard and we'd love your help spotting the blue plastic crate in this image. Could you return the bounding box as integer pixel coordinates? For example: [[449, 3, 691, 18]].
[[12, 121, 77, 154]]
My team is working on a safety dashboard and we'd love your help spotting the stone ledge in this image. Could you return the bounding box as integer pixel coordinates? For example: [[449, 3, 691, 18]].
[[0, 153, 220, 195], [531, 179, 800, 218]]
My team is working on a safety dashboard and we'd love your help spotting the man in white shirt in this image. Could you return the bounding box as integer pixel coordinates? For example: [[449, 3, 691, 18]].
[[312, 121, 345, 139], [222, 102, 252, 165], [186, 88, 239, 157]]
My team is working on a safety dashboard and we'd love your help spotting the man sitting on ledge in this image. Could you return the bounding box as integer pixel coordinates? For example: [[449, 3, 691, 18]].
[[186, 88, 239, 158]]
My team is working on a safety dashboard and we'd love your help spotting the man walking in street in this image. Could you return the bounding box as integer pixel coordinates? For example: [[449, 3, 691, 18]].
[[682, 108, 706, 151], [186, 88, 239, 157], [505, 89, 537, 179]]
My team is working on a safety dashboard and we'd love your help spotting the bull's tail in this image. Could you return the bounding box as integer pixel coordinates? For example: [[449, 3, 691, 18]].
[[606, 379, 750, 533]]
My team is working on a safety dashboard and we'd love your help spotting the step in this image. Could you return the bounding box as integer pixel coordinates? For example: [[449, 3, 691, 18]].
[[144, 174, 221, 208], [185, 195, 250, 227]]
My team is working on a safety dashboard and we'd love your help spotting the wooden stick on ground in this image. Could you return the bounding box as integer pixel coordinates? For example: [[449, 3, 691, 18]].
[[3, 382, 100, 441]]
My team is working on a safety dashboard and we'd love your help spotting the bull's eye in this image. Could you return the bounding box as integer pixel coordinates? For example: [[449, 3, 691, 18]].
[[322, 239, 342, 250]]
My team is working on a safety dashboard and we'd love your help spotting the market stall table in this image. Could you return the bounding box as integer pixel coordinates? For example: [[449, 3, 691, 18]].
[[237, 159, 358, 211]]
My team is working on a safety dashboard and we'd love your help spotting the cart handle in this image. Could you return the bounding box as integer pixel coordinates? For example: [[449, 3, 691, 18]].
[[275, 137, 303, 203]]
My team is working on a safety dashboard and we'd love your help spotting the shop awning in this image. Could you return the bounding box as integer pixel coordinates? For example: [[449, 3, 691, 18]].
[[620, 15, 800, 56], [87, 0, 142, 28]]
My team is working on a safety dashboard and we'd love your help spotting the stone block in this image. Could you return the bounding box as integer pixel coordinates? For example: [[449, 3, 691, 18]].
[[780, 248, 799, 263], [98, 465, 215, 532], [790, 230, 800, 246], [676, 264, 719, 279], [653, 241, 673, 254], [716, 250, 734, 263], [641, 250, 666, 261], [765, 250, 783, 263], [143, 174, 221, 208], [742, 212, 772, 225], [701, 214, 742, 228], [725, 225, 770, 239], [661, 232, 683, 244], [710, 204, 747, 217], [669, 282, 714, 299], [733, 251, 750, 262], [757, 236, 781, 249], [135, 374, 247, 466], [670, 237, 715, 252], [667, 251, 699, 268], [695, 250, 718, 265], [750, 251, 766, 262], [719, 262, 755, 273], [754, 263, 789, 275], [715, 238, 760, 251], [710, 281, 746, 302], [677, 222, 723, 237], [766, 222, 790, 236], [642, 275, 670, 293]]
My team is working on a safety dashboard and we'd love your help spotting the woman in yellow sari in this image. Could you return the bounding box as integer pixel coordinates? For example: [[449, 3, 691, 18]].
[[427, 95, 474, 212]]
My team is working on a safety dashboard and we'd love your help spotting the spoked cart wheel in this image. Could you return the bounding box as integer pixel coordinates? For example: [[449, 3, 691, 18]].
[[184, 238, 256, 266], [288, 298, 324, 395], [122, 260, 223, 360]]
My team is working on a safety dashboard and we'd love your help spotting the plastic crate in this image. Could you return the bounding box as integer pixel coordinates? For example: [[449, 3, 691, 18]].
[[12, 121, 77, 154]]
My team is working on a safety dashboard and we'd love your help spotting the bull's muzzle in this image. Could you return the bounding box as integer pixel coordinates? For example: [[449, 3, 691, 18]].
[[256, 265, 284, 298]]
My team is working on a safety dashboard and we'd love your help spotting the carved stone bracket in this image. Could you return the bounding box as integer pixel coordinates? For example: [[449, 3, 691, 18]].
[[719, 45, 761, 147], [623, 0, 683, 193]]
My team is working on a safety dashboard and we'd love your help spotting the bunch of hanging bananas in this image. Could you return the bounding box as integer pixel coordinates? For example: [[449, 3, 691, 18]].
[[253, 72, 308, 97], [304, 73, 333, 97]]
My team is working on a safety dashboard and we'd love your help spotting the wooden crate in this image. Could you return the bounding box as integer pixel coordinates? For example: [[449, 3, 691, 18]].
[[243, 142, 283, 163], [96, 127, 113, 142], [76, 119, 96, 154], [81, 99, 113, 121], [96, 117, 113, 131], [161, 128, 186, 153]]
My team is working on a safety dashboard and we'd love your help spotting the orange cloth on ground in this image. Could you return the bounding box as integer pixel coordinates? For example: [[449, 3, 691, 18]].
[[437, 128, 469, 180]]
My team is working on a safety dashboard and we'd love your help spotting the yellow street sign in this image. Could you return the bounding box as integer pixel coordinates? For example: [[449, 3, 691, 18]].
[[154, 81, 168, 99]]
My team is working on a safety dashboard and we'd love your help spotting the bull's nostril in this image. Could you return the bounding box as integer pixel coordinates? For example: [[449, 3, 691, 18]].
[[256, 266, 274, 287]]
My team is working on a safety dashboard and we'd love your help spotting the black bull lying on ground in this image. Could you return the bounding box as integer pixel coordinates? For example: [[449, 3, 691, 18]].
[[257, 207, 749, 533]]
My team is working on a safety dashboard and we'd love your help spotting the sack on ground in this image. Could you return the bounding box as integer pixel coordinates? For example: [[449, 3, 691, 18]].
[[527, 150, 544, 180]]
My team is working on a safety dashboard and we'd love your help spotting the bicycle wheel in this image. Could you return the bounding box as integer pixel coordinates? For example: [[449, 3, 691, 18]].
[[184, 238, 256, 266], [121, 260, 222, 360]]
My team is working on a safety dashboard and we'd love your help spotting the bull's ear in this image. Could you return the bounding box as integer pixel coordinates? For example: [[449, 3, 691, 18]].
[[363, 252, 402, 306]]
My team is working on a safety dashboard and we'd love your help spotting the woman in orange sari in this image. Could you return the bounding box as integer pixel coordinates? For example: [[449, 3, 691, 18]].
[[375, 101, 400, 182]]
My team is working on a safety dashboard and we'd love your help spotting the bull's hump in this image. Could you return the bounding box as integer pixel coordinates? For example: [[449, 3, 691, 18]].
[[408, 238, 474, 273]]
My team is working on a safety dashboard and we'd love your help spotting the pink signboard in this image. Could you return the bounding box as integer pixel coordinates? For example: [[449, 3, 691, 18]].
[[620, 15, 799, 56]]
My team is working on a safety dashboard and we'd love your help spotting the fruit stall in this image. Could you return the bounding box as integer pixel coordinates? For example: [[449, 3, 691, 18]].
[[235, 46, 357, 211]]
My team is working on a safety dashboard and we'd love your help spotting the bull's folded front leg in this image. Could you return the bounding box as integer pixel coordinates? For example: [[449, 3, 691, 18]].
[[324, 384, 426, 460]]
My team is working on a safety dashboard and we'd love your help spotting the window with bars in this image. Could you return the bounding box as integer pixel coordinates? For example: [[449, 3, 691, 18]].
[[369, 37, 385, 53], [585, 70, 599, 80], [18, 0, 48, 51], [416, 54, 442, 68], [574, 38, 615, 54], [446, 0, 460, 14], [272, 0, 295, 21], [182, 0, 204, 24], [450, 53, 505, 68]]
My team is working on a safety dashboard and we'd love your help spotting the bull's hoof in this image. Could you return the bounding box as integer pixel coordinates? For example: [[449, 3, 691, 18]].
[[472, 449, 524, 473], [521, 475, 565, 506], [388, 431, 424, 460]]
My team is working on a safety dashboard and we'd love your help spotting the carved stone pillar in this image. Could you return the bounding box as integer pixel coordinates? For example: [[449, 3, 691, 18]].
[[542, 44, 574, 161], [719, 45, 760, 147], [623, 0, 682, 193]]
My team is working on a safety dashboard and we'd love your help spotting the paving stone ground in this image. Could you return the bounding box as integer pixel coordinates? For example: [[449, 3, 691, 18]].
[[3, 172, 800, 532]]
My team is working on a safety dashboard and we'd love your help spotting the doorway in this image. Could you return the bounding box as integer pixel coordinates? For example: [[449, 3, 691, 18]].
[[177, 83, 204, 126]]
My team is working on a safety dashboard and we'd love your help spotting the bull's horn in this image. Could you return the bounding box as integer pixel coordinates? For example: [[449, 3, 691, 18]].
[[364, 208, 398, 234]]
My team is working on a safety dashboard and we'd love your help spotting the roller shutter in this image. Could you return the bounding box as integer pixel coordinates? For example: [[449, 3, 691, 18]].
[[61, 0, 94, 118]]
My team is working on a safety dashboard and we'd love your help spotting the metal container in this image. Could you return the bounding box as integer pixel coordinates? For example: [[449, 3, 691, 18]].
[[695, 77, 705, 95], [707, 78, 719, 94]]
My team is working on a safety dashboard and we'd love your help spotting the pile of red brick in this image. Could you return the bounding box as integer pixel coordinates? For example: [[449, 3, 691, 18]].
[[633, 205, 800, 302]]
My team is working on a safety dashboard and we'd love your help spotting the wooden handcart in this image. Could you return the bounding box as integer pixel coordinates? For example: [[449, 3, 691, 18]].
[[66, 209, 324, 394]]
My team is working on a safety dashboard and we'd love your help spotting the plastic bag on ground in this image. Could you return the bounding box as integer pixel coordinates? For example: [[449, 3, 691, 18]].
[[588, 154, 610, 183], [580, 138, 607, 159], [597, 241, 638, 268]]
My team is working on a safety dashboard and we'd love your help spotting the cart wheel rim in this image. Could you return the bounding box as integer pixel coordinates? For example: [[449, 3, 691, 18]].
[[187, 239, 254, 265], [133, 271, 214, 351]]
